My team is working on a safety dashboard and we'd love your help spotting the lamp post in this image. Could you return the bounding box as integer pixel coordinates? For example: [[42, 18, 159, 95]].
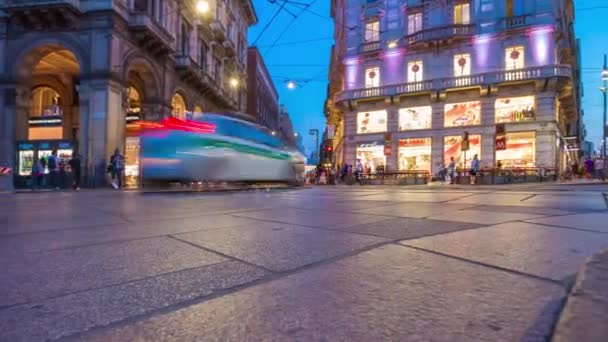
[[602, 54, 608, 179], [309, 129, 319, 164]]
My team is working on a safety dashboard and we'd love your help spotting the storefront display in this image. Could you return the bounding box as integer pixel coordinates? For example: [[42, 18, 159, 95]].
[[356, 141, 386, 173], [398, 106, 432, 130], [17, 143, 34, 176], [398, 138, 431, 172], [444, 135, 481, 168], [14, 140, 75, 188], [495, 132, 535, 168], [495, 96, 535, 123], [28, 116, 63, 140], [357, 110, 387, 134], [125, 136, 141, 189], [444, 101, 481, 127]]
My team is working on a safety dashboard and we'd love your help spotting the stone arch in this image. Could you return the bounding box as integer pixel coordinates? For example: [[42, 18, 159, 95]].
[[122, 51, 161, 102], [11, 34, 89, 84]]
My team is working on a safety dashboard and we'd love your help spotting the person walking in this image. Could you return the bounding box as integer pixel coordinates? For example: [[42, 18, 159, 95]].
[[470, 154, 480, 185], [109, 148, 125, 189], [448, 157, 456, 184], [69, 154, 82, 190], [47, 150, 60, 190]]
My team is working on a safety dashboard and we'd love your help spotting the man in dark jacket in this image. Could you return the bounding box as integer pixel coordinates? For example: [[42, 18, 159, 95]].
[[68, 154, 81, 190]]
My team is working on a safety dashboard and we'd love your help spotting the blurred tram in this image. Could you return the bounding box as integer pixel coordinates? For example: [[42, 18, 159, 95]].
[[139, 113, 306, 185]]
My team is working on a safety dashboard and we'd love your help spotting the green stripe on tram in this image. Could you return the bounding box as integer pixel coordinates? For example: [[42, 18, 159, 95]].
[[190, 136, 291, 160]]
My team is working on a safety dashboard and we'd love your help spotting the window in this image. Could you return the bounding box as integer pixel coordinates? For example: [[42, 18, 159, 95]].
[[134, 0, 147, 11], [505, 46, 525, 70], [365, 66, 380, 88], [398, 106, 432, 130], [444, 135, 481, 169], [454, 3, 470, 25], [365, 21, 380, 42], [495, 132, 536, 168], [444, 101, 481, 127], [356, 141, 386, 173], [357, 110, 387, 134], [199, 41, 207, 70], [398, 138, 432, 172], [495, 96, 536, 123], [180, 21, 189, 55], [407, 13, 423, 34], [214, 57, 222, 84], [407, 60, 423, 82], [453, 53, 471, 76], [171, 93, 187, 119], [31, 86, 61, 117], [506, 0, 524, 17]]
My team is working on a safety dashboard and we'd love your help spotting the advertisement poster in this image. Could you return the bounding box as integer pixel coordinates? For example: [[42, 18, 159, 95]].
[[357, 110, 387, 134], [495, 96, 535, 123], [495, 132, 535, 168], [444, 135, 481, 168], [398, 106, 432, 130], [444, 101, 481, 127], [356, 141, 385, 173], [398, 138, 432, 172]]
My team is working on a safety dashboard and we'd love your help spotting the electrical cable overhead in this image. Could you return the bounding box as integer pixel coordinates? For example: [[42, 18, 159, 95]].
[[263, 0, 319, 55], [251, 0, 288, 46]]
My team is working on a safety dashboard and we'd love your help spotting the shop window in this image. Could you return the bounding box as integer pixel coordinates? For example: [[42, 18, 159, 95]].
[[398, 138, 431, 172], [454, 3, 470, 25], [453, 53, 471, 77], [444, 101, 481, 127], [407, 12, 422, 35], [444, 134, 481, 168], [407, 60, 423, 83], [127, 86, 141, 114], [356, 141, 386, 173], [31, 86, 62, 117], [194, 105, 203, 114], [398, 106, 432, 130], [505, 46, 525, 70], [171, 93, 187, 119], [495, 96, 535, 123], [357, 110, 387, 134], [495, 132, 535, 168], [365, 66, 380, 88], [365, 21, 380, 42]]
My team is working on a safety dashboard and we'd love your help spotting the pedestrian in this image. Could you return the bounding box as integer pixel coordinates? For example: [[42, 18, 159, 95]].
[[448, 157, 456, 184], [470, 154, 480, 185], [47, 150, 60, 190], [356, 159, 363, 184], [30, 157, 42, 190], [584, 157, 594, 179], [109, 148, 125, 189], [69, 154, 82, 190]]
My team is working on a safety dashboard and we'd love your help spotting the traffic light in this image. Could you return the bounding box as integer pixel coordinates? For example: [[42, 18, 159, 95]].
[[326, 146, 333, 152]]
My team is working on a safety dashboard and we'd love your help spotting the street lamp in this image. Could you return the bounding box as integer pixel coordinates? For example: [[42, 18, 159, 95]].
[[271, 131, 276, 136], [196, 0, 210, 14], [229, 77, 239, 88], [286, 80, 296, 90]]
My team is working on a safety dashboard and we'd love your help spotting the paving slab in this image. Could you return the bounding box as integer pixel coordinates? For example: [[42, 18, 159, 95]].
[[356, 202, 475, 218], [525, 212, 608, 233], [427, 209, 547, 225], [403, 222, 608, 281], [232, 207, 390, 229], [0, 212, 128, 236], [337, 217, 485, 239], [81, 245, 565, 342], [445, 193, 532, 206], [0, 215, 258, 255], [352, 191, 466, 203], [524, 194, 607, 211], [474, 205, 573, 216], [0, 261, 266, 342], [173, 223, 388, 272], [0, 237, 226, 308]]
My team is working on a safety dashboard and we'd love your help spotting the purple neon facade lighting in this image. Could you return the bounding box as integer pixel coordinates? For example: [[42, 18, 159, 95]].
[[528, 26, 554, 66], [381, 48, 405, 85], [473, 34, 494, 72]]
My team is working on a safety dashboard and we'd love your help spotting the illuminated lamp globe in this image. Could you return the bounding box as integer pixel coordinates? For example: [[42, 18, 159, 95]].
[[287, 80, 296, 90], [196, 0, 210, 14], [229, 78, 239, 88]]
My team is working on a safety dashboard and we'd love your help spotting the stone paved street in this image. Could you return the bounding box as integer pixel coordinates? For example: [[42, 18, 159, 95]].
[[1, 184, 607, 341]]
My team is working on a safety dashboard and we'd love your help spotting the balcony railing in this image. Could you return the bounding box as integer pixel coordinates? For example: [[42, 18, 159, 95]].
[[503, 15, 528, 29], [404, 24, 475, 46], [334, 64, 572, 103], [128, 12, 174, 50], [359, 41, 381, 54]]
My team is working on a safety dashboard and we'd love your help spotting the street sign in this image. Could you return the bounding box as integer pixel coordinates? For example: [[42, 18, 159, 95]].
[[461, 140, 470, 151], [495, 135, 507, 150], [326, 125, 335, 139]]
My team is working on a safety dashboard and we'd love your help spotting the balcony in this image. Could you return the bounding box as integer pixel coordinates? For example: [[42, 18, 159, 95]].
[[359, 41, 381, 54], [128, 12, 174, 56], [502, 15, 528, 30], [405, 0, 424, 9], [1, 0, 81, 28], [223, 40, 236, 57], [404, 24, 475, 49], [334, 65, 573, 105], [175, 55, 213, 93], [210, 21, 226, 42]]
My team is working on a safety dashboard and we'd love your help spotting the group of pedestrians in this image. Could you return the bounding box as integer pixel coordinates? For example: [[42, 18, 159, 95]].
[[437, 154, 481, 185], [30, 150, 81, 190], [567, 156, 606, 180]]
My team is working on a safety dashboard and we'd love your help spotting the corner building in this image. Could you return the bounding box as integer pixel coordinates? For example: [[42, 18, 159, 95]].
[[329, 0, 581, 176], [0, 0, 256, 189]]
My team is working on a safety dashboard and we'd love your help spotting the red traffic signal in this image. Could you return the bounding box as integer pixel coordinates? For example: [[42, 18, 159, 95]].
[[326, 146, 333, 152]]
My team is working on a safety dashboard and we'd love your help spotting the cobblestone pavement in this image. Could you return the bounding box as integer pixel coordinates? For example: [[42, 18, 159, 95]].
[[1, 184, 607, 341]]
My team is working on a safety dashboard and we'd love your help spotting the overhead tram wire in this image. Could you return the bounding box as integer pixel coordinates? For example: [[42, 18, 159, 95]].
[[263, 0, 319, 55], [251, 0, 289, 46]]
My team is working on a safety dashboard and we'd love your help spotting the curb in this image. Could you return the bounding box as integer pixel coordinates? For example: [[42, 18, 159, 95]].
[[551, 248, 608, 342]]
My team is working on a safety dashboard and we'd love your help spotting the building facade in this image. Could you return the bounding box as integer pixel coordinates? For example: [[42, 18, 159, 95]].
[[327, 0, 581, 176], [0, 0, 256, 189], [278, 105, 295, 142], [247, 46, 279, 131]]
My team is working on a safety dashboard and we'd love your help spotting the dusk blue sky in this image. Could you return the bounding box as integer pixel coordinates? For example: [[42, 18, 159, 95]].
[[249, 0, 608, 155]]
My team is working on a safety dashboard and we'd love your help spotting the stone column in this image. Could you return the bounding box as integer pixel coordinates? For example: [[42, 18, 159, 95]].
[[431, 101, 444, 175], [0, 87, 16, 191], [79, 78, 126, 187], [386, 106, 398, 172]]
